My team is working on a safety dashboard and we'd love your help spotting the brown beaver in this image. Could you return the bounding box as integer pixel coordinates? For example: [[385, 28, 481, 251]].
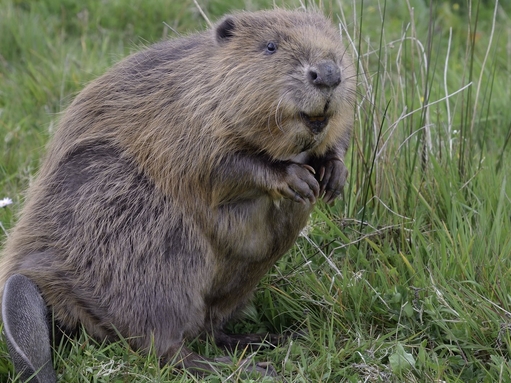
[[0, 9, 355, 381]]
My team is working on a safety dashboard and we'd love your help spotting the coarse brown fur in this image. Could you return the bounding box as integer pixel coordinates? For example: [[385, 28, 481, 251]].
[[0, 9, 355, 374]]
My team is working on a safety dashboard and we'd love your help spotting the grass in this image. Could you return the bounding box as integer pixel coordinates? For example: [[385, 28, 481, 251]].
[[1, 0, 511, 381]]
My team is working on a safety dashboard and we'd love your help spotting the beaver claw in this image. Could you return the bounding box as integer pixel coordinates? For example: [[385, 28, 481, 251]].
[[214, 356, 278, 377], [248, 361, 278, 377]]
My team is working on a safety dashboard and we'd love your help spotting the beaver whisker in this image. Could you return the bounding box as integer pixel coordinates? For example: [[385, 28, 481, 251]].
[[266, 114, 274, 137], [274, 92, 289, 133]]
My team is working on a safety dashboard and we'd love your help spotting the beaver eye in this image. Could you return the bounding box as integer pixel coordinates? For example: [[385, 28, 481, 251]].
[[265, 42, 278, 54]]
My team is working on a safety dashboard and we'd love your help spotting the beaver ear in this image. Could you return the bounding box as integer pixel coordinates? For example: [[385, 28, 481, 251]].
[[216, 17, 236, 44]]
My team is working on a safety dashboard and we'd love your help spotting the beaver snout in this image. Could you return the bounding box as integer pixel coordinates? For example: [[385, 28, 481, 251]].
[[307, 60, 341, 90]]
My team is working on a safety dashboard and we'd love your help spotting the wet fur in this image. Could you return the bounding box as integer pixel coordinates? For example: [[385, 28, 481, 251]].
[[0, 9, 355, 372]]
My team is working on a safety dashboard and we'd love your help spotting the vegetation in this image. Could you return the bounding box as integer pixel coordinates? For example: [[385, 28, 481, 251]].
[[1, 0, 510, 381]]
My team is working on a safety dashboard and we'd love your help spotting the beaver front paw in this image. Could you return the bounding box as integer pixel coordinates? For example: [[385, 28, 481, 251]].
[[273, 162, 319, 205], [317, 157, 348, 205]]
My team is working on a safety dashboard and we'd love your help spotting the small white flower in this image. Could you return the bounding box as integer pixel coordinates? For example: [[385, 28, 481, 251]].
[[0, 198, 13, 208]]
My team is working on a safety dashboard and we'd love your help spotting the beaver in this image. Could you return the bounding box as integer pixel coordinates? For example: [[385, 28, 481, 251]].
[[0, 9, 355, 381]]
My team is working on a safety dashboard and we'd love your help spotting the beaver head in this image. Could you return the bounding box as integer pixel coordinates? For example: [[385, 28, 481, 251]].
[[210, 10, 356, 160]]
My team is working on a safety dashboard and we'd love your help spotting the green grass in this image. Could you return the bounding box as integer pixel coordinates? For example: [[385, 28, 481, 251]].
[[1, 0, 511, 381]]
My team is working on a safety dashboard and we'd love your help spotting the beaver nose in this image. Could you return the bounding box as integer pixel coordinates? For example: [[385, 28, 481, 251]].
[[308, 61, 341, 89]]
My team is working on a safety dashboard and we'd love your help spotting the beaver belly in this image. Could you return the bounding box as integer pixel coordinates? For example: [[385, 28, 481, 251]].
[[211, 195, 311, 261]]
